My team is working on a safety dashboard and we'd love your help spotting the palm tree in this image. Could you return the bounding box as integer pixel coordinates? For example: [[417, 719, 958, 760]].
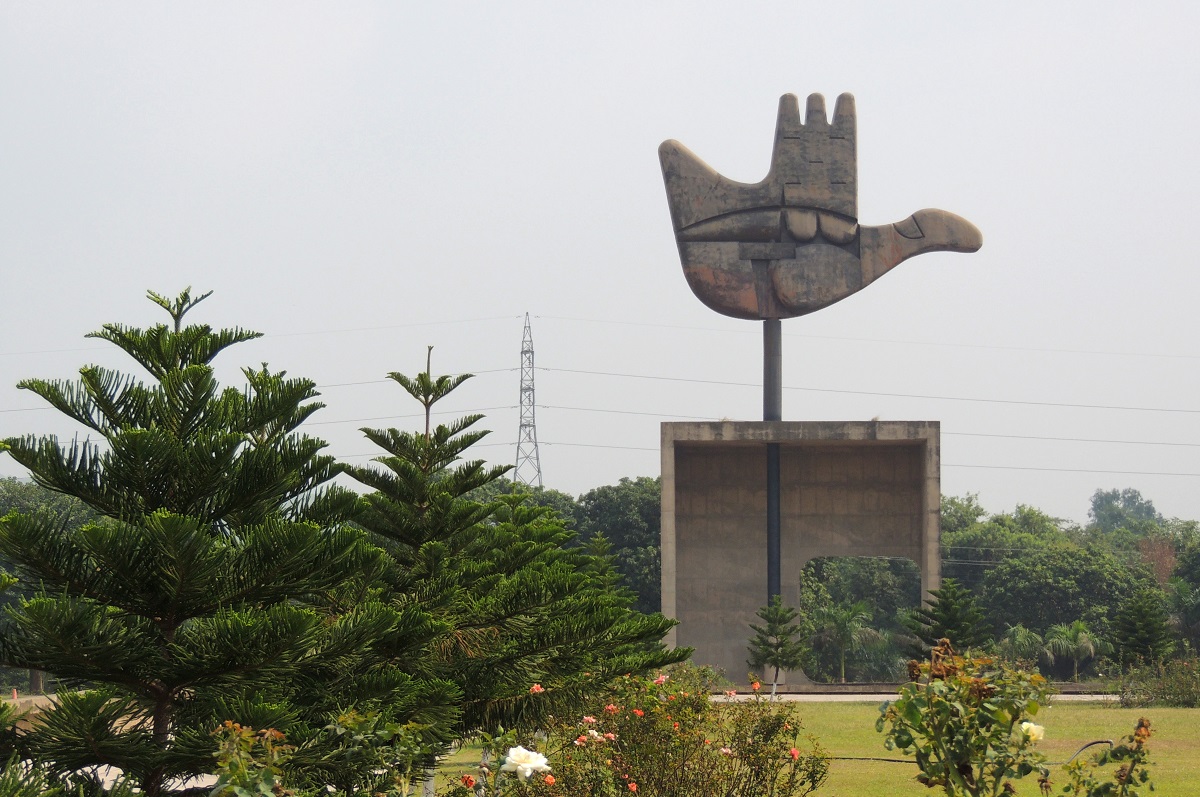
[[1044, 620, 1111, 682], [812, 600, 883, 683], [997, 624, 1043, 665]]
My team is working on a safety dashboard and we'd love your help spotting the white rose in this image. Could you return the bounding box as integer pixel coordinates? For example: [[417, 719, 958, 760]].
[[500, 746, 551, 780], [1020, 721, 1045, 742]]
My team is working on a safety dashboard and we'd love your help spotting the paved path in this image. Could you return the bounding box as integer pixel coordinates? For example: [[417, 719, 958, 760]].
[[715, 692, 1112, 703], [12, 691, 1113, 711]]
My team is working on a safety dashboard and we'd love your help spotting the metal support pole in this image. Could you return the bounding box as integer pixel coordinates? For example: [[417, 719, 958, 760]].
[[764, 319, 782, 603], [767, 443, 781, 602], [764, 319, 782, 422]]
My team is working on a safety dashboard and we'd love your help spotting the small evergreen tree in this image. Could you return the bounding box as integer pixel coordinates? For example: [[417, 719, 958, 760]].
[[903, 577, 991, 655], [1113, 590, 1176, 667], [0, 290, 455, 795], [747, 596, 807, 696], [344, 351, 688, 734]]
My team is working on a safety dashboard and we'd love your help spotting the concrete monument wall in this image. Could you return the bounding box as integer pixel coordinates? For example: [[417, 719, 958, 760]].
[[660, 420, 940, 684]]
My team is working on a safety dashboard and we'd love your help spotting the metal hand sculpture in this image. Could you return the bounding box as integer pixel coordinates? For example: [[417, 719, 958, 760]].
[[659, 93, 982, 320]]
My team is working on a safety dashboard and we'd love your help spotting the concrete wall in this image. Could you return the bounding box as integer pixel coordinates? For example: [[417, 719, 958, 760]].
[[660, 421, 940, 685]]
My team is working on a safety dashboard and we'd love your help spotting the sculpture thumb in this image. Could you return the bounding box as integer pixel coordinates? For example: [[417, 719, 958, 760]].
[[860, 209, 983, 286]]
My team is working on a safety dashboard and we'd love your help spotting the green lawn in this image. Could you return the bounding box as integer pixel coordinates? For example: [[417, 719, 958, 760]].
[[796, 700, 1194, 796], [440, 701, 1197, 796]]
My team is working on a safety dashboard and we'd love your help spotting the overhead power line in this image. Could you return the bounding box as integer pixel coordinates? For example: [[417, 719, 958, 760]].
[[335, 440, 514, 460], [945, 431, 1200, 448], [536, 404, 1200, 447], [540, 404, 719, 421], [536, 314, 1200, 360], [267, 315, 520, 338], [327, 426, 1200, 476], [541, 441, 660, 452], [306, 405, 515, 427], [0, 369, 515, 413], [0, 316, 521, 358], [537, 367, 1200, 415], [944, 463, 1200, 477], [316, 368, 513, 389]]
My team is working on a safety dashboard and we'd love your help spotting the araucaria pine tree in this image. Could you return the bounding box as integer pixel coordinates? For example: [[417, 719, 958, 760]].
[[903, 577, 991, 655], [0, 290, 455, 796], [1114, 589, 1175, 666], [344, 350, 688, 735], [747, 595, 807, 696]]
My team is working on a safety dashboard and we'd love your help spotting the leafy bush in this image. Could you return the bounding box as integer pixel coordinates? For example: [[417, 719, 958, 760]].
[[209, 713, 437, 797], [1115, 657, 1200, 707], [877, 639, 1051, 796], [210, 721, 294, 797], [1059, 717, 1156, 796], [444, 665, 828, 797]]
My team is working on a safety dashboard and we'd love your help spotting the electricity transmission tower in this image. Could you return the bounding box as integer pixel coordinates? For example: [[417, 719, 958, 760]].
[[514, 312, 543, 487]]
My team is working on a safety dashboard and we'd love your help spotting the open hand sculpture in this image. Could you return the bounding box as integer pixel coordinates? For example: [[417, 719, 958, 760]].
[[659, 93, 982, 320]]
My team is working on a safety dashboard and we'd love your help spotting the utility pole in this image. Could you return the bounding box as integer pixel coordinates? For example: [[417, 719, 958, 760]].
[[514, 313, 543, 487]]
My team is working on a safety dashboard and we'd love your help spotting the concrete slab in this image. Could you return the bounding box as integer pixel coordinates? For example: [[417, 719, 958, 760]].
[[662, 420, 940, 686]]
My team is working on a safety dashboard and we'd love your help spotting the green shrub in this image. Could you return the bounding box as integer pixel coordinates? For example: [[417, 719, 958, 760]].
[[1060, 717, 1156, 796], [1115, 657, 1200, 707], [443, 665, 828, 797], [877, 639, 1051, 796], [210, 721, 295, 797]]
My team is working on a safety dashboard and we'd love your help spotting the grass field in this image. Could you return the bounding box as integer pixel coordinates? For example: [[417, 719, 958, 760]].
[[440, 700, 1197, 796], [789, 700, 1193, 796]]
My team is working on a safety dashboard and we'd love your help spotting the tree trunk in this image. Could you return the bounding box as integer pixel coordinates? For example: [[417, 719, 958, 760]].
[[142, 695, 172, 796], [152, 697, 172, 747], [143, 767, 165, 797]]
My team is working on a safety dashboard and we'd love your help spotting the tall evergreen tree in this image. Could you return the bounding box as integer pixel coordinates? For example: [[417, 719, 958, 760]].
[[903, 577, 991, 655], [0, 290, 454, 795], [1113, 590, 1175, 667], [747, 596, 807, 696], [343, 351, 688, 735]]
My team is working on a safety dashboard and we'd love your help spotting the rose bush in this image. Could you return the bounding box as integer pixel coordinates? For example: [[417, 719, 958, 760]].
[[877, 639, 1051, 796], [1059, 717, 1156, 797], [443, 665, 828, 797]]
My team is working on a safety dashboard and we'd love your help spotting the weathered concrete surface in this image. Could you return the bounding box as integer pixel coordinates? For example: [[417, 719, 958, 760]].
[[659, 93, 982, 320], [661, 421, 940, 686]]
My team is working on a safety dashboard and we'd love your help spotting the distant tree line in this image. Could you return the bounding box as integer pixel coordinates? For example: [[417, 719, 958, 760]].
[[470, 475, 663, 616], [11, 443, 1198, 691], [468, 479, 1200, 684]]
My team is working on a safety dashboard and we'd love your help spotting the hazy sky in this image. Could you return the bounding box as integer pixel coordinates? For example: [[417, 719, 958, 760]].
[[2, 3, 1198, 525]]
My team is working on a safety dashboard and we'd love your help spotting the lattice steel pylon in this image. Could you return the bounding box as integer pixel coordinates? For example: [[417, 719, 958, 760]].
[[513, 312, 543, 487]]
